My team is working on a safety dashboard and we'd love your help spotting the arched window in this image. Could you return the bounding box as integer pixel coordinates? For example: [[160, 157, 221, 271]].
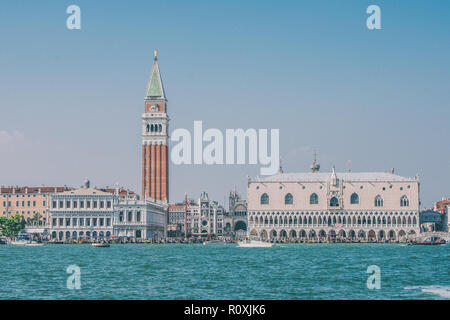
[[310, 193, 318, 205], [350, 193, 359, 204], [260, 193, 269, 205], [400, 195, 409, 207], [374, 195, 383, 207], [146, 124, 150, 132], [285, 193, 293, 204], [330, 197, 339, 207], [151, 124, 154, 132], [159, 124, 162, 132]]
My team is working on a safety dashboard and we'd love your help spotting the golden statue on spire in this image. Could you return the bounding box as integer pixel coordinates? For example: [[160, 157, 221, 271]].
[[154, 49, 158, 59]]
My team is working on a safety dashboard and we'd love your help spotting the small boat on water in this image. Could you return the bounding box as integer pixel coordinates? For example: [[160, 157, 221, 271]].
[[9, 233, 44, 246], [92, 242, 110, 248], [408, 236, 446, 246], [203, 239, 226, 245], [237, 239, 273, 248]]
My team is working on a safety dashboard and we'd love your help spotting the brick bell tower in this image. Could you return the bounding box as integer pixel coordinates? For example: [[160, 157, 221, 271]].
[[142, 50, 169, 202]]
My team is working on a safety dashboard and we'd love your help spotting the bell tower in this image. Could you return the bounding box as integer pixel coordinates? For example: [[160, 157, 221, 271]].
[[142, 50, 169, 202]]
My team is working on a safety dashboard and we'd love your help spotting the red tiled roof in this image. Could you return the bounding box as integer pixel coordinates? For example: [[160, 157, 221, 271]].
[[0, 186, 72, 194]]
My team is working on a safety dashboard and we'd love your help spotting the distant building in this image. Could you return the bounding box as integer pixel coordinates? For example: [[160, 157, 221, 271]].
[[180, 192, 225, 238], [49, 179, 116, 240], [114, 199, 166, 240], [167, 203, 186, 238], [102, 187, 139, 201], [223, 189, 248, 238], [434, 198, 450, 214], [247, 157, 420, 242], [419, 210, 444, 232], [0, 186, 71, 225], [49, 179, 166, 241]]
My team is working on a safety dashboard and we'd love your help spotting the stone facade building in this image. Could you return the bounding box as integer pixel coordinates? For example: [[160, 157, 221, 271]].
[[49, 179, 166, 240], [247, 162, 420, 242], [223, 189, 248, 238], [114, 199, 166, 240], [185, 192, 225, 238], [0, 186, 71, 224]]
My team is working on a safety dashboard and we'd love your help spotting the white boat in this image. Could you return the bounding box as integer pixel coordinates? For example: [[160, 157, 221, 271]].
[[92, 242, 110, 247], [25, 241, 45, 247], [237, 239, 273, 248], [203, 239, 226, 245], [10, 240, 45, 246], [10, 239, 29, 246]]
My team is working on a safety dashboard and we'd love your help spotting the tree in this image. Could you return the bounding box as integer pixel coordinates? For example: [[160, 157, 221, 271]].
[[0, 214, 24, 237]]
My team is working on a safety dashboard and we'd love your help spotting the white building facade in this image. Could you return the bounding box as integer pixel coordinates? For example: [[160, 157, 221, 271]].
[[186, 192, 225, 237], [49, 179, 167, 241], [49, 180, 116, 240], [114, 200, 166, 240], [247, 167, 420, 242]]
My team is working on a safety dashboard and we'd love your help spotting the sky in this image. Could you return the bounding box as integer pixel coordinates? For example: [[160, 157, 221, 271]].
[[0, 0, 449, 208]]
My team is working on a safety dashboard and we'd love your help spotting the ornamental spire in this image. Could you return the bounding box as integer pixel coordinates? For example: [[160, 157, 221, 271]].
[[145, 49, 166, 99]]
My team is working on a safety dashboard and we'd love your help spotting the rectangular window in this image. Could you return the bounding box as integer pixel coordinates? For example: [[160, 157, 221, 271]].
[[80, 201, 84, 208], [32, 201, 36, 207], [52, 218, 57, 226], [79, 218, 84, 226], [66, 201, 71, 208], [106, 218, 111, 226], [136, 211, 141, 222], [73, 201, 77, 208], [86, 201, 91, 208], [93, 201, 97, 209], [52, 201, 57, 208], [72, 218, 77, 226], [93, 218, 97, 226], [99, 218, 104, 226], [107, 201, 111, 209], [43, 201, 46, 207], [86, 218, 90, 226], [99, 201, 104, 209], [27, 201, 30, 207], [59, 201, 63, 208], [66, 218, 70, 226], [59, 218, 63, 226]]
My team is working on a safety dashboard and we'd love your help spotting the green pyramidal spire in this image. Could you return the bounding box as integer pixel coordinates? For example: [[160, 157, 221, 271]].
[[146, 50, 166, 99]]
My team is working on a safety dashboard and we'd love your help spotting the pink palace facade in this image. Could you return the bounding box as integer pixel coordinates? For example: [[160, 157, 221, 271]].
[[247, 163, 420, 242]]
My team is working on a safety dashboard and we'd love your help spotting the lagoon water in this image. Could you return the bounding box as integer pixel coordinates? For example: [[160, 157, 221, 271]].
[[0, 244, 448, 300]]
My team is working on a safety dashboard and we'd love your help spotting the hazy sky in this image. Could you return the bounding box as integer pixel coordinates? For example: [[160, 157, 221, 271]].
[[0, 0, 449, 208]]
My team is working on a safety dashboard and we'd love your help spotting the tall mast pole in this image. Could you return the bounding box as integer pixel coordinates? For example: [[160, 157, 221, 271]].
[[184, 192, 187, 239]]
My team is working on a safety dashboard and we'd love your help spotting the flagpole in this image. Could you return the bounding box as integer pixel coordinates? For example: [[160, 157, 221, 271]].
[[184, 192, 187, 239]]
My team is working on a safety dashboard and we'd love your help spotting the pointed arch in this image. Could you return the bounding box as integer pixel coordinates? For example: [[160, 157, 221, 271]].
[[350, 193, 359, 204], [310, 193, 319, 204], [260, 193, 269, 205], [285, 193, 293, 204]]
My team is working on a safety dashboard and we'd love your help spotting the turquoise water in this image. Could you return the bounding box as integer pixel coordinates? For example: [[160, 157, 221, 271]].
[[0, 244, 448, 300]]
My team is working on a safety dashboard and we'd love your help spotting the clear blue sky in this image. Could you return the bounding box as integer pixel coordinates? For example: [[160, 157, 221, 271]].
[[0, 0, 449, 208]]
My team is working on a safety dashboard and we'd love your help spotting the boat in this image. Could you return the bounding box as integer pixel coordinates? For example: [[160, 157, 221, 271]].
[[237, 238, 273, 248], [10, 232, 33, 246], [203, 239, 226, 245], [408, 236, 446, 246], [24, 241, 45, 247], [92, 242, 110, 247]]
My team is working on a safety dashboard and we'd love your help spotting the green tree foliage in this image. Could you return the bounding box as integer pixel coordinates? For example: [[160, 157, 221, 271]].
[[0, 214, 24, 237]]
